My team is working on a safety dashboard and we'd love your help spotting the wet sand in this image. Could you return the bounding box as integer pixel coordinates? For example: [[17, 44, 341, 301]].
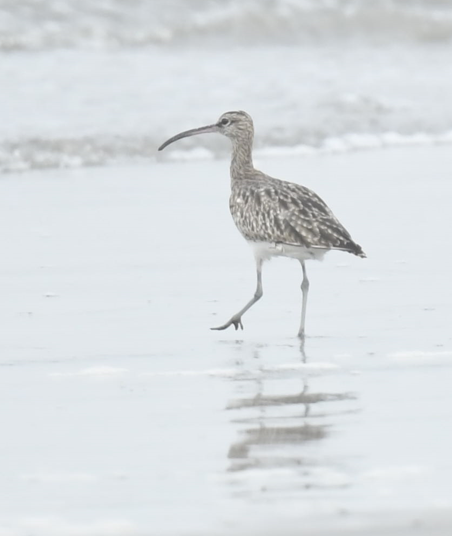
[[0, 146, 451, 535]]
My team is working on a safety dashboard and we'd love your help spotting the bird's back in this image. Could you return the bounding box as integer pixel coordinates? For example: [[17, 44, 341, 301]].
[[230, 172, 365, 257]]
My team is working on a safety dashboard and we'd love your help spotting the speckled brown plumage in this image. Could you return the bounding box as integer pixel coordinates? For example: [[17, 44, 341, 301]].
[[223, 111, 364, 257], [230, 174, 365, 256]]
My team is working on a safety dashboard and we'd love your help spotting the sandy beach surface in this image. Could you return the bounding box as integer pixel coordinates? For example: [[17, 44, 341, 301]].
[[1, 145, 451, 535]]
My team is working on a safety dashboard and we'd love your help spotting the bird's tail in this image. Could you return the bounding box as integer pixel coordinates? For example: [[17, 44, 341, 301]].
[[353, 243, 366, 258]]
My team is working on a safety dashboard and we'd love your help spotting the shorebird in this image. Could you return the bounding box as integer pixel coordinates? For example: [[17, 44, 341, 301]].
[[158, 111, 365, 338]]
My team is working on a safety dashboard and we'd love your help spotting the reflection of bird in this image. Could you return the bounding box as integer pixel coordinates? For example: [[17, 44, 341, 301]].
[[159, 111, 365, 338]]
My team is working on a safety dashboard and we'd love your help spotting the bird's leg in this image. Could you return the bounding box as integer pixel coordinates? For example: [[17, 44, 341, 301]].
[[298, 261, 310, 339], [211, 259, 263, 331]]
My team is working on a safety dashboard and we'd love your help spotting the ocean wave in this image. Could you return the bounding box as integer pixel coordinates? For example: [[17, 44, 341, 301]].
[[1, 0, 452, 51], [2, 130, 452, 173], [0, 136, 156, 172]]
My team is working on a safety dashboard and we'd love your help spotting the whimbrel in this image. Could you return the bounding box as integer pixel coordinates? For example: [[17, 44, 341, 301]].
[[158, 111, 365, 338]]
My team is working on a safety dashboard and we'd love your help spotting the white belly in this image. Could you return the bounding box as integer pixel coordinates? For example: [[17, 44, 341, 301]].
[[247, 240, 328, 262]]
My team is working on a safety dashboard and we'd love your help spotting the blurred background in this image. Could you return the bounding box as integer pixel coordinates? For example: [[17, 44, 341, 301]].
[[1, 0, 452, 172]]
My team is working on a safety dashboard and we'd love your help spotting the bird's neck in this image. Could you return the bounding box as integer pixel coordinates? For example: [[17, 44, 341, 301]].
[[230, 138, 254, 180]]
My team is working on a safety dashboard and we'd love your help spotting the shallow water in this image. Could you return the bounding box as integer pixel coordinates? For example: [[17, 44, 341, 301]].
[[1, 147, 451, 535]]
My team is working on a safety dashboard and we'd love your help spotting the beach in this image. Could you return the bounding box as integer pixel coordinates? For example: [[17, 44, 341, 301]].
[[2, 0, 452, 532], [1, 145, 452, 535]]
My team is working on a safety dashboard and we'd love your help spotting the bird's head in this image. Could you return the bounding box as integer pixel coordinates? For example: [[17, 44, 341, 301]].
[[158, 110, 254, 151]]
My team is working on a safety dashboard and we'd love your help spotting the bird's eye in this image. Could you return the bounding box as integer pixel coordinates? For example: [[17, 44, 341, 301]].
[[220, 118, 230, 126]]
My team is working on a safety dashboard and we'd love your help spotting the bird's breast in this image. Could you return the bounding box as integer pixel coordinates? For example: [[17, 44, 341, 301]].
[[246, 241, 328, 262]]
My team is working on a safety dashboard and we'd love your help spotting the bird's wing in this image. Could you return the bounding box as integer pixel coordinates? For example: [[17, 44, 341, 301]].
[[231, 177, 364, 255]]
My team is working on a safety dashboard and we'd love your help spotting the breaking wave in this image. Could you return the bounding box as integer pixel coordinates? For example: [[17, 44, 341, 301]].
[[2, 130, 452, 173], [1, 0, 452, 51]]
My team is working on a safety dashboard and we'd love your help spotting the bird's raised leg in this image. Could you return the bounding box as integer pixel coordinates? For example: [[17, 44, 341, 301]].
[[298, 261, 310, 339], [211, 258, 263, 331]]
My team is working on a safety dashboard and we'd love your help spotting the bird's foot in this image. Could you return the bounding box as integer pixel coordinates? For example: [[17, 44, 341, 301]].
[[211, 315, 243, 331]]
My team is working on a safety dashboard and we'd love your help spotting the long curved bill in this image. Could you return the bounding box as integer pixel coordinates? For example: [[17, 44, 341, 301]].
[[158, 123, 218, 151]]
